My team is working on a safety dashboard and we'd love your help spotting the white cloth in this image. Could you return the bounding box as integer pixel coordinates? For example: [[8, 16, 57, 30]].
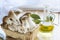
[[0, 26, 6, 40]]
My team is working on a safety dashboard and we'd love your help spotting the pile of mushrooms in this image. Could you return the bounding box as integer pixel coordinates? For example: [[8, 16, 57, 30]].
[[2, 9, 38, 33]]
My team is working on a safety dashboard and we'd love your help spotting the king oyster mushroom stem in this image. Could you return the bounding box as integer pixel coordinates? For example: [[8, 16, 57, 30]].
[[18, 19, 28, 33], [8, 25, 17, 31], [2, 16, 12, 29], [13, 9, 24, 25], [7, 10, 21, 31], [18, 12, 30, 24], [21, 20, 28, 33], [3, 16, 11, 25], [22, 17, 30, 33], [8, 10, 21, 25], [18, 12, 31, 33], [28, 17, 37, 31], [19, 12, 37, 32]]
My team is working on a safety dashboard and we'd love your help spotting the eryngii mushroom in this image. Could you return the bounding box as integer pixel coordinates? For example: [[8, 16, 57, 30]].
[[2, 9, 38, 33], [2, 10, 20, 31], [28, 17, 37, 31], [18, 12, 30, 24], [17, 12, 32, 33], [8, 10, 21, 25], [21, 18, 30, 33], [8, 10, 22, 31], [21, 12, 37, 31], [7, 10, 28, 32], [2, 16, 10, 29], [18, 12, 37, 33], [18, 18, 28, 33]]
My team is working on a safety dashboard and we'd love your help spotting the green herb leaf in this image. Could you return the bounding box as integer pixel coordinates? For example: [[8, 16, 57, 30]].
[[46, 16, 53, 22], [50, 16, 53, 21], [30, 14, 40, 19], [33, 19, 41, 24]]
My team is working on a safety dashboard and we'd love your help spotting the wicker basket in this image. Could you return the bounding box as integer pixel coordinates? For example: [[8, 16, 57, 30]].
[[3, 26, 39, 40]]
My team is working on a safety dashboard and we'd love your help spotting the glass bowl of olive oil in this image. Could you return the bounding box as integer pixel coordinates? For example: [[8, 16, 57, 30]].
[[39, 22, 54, 32]]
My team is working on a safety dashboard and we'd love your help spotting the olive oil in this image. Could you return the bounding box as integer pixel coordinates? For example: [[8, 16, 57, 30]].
[[39, 22, 54, 32]]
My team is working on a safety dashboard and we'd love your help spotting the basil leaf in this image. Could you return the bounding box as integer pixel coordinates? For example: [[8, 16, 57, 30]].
[[30, 14, 40, 19], [33, 19, 41, 24]]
